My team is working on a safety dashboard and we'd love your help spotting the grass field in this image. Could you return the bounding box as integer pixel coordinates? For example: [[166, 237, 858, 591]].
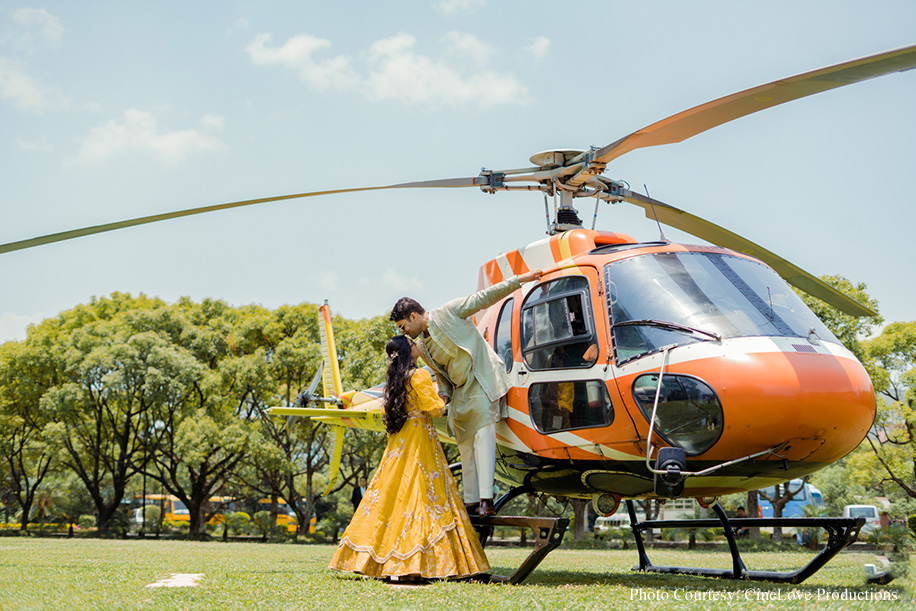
[[0, 538, 912, 610]]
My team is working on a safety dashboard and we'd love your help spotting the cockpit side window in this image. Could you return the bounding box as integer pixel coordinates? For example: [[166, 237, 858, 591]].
[[520, 276, 598, 370], [529, 379, 614, 433], [493, 297, 514, 372]]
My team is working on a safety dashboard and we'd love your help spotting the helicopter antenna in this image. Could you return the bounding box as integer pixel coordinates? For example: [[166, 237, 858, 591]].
[[591, 190, 601, 230], [543, 193, 551, 235], [644, 184, 667, 242]]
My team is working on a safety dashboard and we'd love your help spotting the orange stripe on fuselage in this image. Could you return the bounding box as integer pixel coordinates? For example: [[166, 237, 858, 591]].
[[548, 234, 563, 263], [484, 259, 504, 286], [506, 249, 528, 276]]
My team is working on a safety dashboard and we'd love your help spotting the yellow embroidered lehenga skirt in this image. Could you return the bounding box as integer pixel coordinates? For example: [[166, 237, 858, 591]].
[[329, 368, 490, 579]]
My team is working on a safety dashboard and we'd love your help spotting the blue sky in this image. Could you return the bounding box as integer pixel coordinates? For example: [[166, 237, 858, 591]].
[[1, 1, 914, 341]]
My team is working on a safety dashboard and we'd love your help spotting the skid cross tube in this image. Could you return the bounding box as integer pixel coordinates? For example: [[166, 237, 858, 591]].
[[625, 500, 865, 583]]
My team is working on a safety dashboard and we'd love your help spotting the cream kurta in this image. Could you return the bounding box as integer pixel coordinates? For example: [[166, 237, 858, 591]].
[[417, 276, 521, 444], [421, 323, 502, 445], [328, 368, 488, 579]]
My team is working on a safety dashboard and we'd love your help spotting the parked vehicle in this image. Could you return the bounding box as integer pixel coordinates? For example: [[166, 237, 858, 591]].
[[756, 480, 824, 543], [758, 479, 823, 518], [594, 514, 627, 536], [255, 498, 312, 533], [842, 504, 881, 534], [131, 494, 234, 527], [130, 494, 189, 525], [593, 499, 695, 536]]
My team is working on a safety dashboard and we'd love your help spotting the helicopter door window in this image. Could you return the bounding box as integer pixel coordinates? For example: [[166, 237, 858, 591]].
[[520, 276, 598, 370], [493, 298, 514, 372], [529, 379, 614, 433]]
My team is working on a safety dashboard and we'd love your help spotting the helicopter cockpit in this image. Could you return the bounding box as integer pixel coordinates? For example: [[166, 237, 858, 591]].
[[604, 250, 839, 365]]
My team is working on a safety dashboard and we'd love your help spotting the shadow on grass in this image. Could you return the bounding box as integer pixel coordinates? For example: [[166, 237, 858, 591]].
[[487, 565, 907, 597]]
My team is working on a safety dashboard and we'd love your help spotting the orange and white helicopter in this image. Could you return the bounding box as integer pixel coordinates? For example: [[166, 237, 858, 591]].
[[3, 44, 915, 583]]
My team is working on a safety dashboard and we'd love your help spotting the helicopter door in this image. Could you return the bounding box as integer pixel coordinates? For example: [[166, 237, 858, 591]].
[[514, 270, 622, 450]]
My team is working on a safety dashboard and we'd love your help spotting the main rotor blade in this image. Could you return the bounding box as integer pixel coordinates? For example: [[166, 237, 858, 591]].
[[584, 43, 916, 170], [0, 176, 483, 255], [621, 191, 878, 317]]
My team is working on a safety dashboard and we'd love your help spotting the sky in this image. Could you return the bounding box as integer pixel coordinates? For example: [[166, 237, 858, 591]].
[[1, 1, 914, 342]]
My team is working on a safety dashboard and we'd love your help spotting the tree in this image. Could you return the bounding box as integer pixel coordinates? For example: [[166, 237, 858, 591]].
[[229, 303, 325, 539], [796, 275, 883, 368], [637, 499, 663, 543], [0, 341, 55, 531], [859, 322, 916, 501], [758, 478, 808, 541], [138, 299, 258, 537], [570, 498, 589, 541], [745, 490, 760, 540], [334, 314, 392, 391], [5, 294, 192, 533], [45, 471, 95, 536], [0, 414, 52, 531]]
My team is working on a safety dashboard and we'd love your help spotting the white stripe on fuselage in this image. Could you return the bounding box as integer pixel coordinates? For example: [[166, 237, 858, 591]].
[[613, 336, 855, 377], [502, 405, 641, 460]]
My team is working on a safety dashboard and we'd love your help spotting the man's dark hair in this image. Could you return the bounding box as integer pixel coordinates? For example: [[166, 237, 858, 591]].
[[390, 297, 425, 322]]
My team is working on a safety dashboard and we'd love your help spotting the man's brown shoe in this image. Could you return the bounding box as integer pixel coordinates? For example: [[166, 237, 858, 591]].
[[464, 502, 480, 515], [478, 498, 496, 517]]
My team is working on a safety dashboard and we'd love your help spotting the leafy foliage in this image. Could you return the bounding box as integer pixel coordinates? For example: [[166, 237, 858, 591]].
[[0, 293, 393, 537]]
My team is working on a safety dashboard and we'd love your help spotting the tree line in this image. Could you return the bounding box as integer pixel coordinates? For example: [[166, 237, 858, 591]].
[[0, 293, 391, 536]]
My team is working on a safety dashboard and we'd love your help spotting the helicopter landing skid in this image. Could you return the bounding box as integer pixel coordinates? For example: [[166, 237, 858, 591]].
[[469, 515, 569, 584], [625, 500, 867, 584]]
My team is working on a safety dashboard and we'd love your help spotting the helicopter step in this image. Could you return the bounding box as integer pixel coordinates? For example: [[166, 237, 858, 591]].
[[468, 515, 569, 584], [625, 500, 867, 584]]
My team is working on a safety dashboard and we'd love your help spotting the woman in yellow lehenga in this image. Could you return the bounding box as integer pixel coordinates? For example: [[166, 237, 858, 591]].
[[329, 335, 489, 580]]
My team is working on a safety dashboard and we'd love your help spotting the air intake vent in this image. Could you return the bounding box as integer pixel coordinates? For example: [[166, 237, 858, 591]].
[[792, 343, 817, 354]]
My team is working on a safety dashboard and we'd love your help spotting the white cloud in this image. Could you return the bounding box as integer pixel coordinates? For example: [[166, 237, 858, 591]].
[[365, 33, 528, 107], [72, 109, 226, 166], [247, 31, 529, 108], [379, 269, 423, 294], [444, 31, 493, 64], [200, 113, 225, 130], [17, 136, 53, 152], [434, 0, 485, 16], [0, 57, 67, 111], [227, 18, 249, 36], [525, 36, 550, 61], [1, 8, 62, 51], [246, 32, 360, 91]]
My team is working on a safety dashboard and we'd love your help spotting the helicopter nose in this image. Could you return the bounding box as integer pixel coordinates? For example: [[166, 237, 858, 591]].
[[715, 344, 875, 464], [626, 341, 875, 465]]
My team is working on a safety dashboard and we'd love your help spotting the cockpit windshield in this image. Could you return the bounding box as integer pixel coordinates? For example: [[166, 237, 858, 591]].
[[604, 251, 839, 363]]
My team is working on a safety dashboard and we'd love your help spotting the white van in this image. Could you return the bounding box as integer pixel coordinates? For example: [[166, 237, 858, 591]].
[[594, 513, 631, 535], [842, 505, 881, 534]]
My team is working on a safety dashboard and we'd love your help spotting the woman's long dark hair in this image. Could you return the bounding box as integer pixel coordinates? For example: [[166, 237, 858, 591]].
[[382, 335, 414, 435]]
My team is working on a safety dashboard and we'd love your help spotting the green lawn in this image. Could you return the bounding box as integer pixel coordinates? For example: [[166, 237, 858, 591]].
[[0, 538, 911, 610]]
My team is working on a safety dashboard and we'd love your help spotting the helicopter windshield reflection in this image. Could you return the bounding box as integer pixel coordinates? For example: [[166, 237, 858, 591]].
[[604, 252, 839, 363]]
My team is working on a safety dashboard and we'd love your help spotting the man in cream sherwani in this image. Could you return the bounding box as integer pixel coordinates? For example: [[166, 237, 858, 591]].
[[390, 269, 542, 517]]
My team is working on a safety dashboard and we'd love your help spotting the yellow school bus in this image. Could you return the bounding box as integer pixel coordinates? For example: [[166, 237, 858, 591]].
[[132, 494, 234, 526], [255, 498, 316, 533], [132, 494, 188, 524]]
